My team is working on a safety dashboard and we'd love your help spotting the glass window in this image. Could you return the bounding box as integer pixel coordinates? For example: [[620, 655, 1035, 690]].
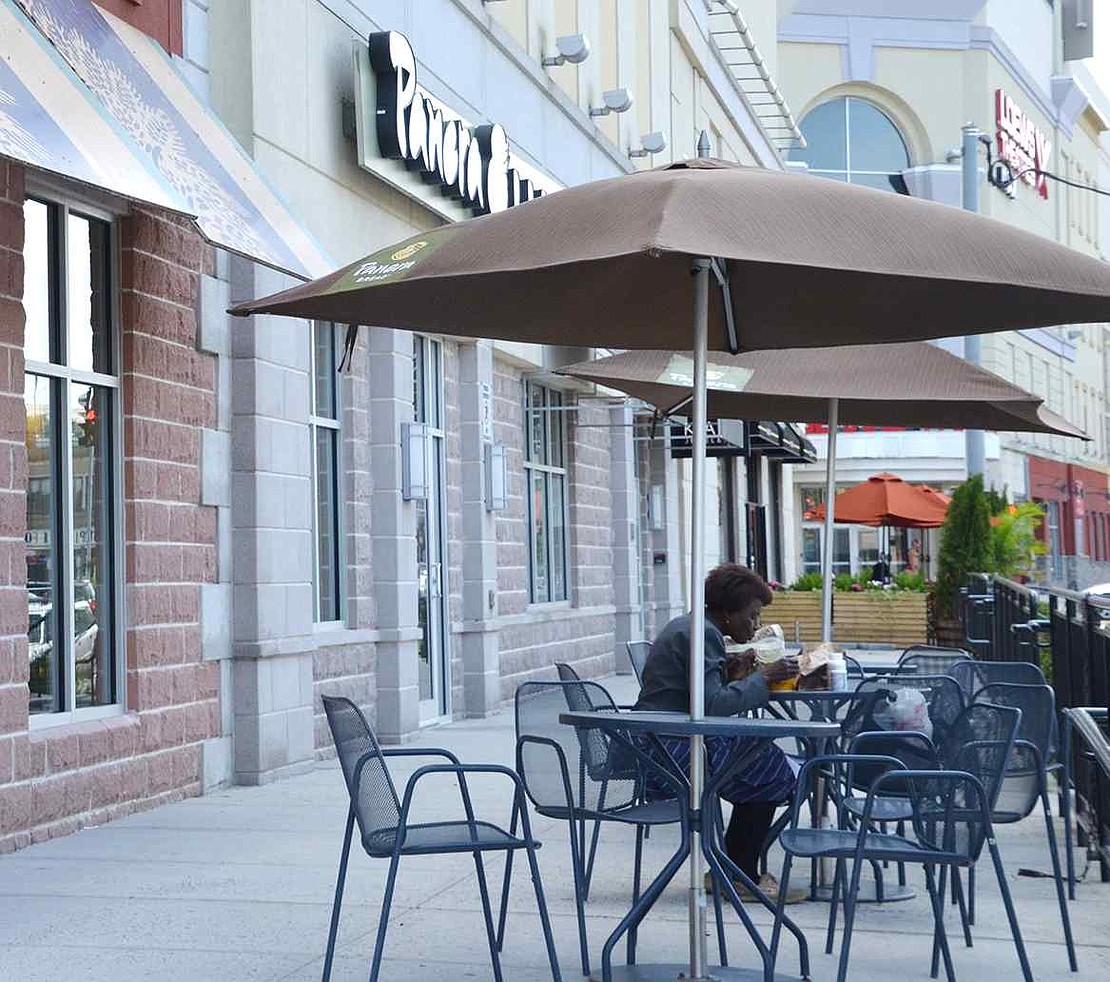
[[310, 322, 342, 623], [791, 97, 910, 193], [524, 382, 569, 603], [24, 199, 118, 717]]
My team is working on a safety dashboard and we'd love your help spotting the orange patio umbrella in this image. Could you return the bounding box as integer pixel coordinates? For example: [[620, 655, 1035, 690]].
[[812, 472, 949, 528]]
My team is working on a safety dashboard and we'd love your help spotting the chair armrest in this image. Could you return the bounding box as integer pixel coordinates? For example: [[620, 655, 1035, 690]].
[[394, 762, 529, 851], [381, 747, 462, 766], [789, 753, 906, 828]]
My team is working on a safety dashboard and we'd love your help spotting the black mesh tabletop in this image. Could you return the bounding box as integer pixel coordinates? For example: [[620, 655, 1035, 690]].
[[559, 710, 839, 741], [767, 690, 860, 705]]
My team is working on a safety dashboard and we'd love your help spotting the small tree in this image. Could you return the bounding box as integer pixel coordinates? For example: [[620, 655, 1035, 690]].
[[991, 501, 1046, 579], [936, 474, 992, 618]]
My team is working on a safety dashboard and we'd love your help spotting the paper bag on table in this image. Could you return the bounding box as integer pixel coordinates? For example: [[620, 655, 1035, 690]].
[[797, 643, 836, 691]]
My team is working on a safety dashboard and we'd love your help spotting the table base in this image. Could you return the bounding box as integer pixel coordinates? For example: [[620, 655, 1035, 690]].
[[812, 881, 916, 903], [590, 966, 805, 982]]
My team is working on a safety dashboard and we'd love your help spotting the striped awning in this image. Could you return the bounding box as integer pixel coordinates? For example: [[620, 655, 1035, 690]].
[[1, 0, 330, 280]]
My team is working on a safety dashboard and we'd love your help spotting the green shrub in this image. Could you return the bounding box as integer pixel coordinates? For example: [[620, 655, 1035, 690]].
[[834, 572, 855, 592], [894, 571, 927, 592], [789, 572, 823, 591], [936, 474, 992, 619]]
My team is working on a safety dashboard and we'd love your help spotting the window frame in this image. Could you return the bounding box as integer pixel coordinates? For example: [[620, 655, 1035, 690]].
[[309, 321, 345, 626], [23, 191, 125, 729], [523, 381, 570, 604], [794, 96, 910, 189]]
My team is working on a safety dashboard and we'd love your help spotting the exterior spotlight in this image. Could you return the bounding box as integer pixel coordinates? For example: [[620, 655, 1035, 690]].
[[542, 34, 590, 67], [629, 131, 667, 158], [589, 88, 633, 117]]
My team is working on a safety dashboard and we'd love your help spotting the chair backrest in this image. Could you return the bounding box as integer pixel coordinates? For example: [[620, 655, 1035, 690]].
[[883, 770, 996, 863], [322, 695, 401, 845], [897, 644, 972, 677], [949, 660, 1046, 696], [626, 641, 652, 685], [939, 701, 1022, 812], [842, 674, 966, 748], [555, 661, 581, 684], [514, 680, 636, 815]]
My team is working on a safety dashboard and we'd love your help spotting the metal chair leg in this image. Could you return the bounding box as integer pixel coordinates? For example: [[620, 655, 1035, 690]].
[[522, 838, 563, 982], [986, 836, 1034, 982], [1041, 782, 1079, 971], [930, 864, 951, 980], [474, 851, 505, 982], [769, 853, 795, 965], [825, 858, 844, 955], [924, 863, 956, 982], [566, 819, 592, 976], [495, 800, 519, 951], [835, 851, 866, 982], [627, 823, 645, 965], [322, 805, 356, 982], [1062, 717, 1077, 901], [951, 865, 973, 948], [368, 852, 401, 982], [967, 863, 976, 925]]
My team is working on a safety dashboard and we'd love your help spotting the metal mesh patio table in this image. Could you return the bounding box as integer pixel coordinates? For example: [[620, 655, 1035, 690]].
[[560, 710, 839, 982]]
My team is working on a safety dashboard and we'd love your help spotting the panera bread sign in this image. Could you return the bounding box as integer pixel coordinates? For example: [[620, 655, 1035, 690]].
[[353, 31, 559, 219]]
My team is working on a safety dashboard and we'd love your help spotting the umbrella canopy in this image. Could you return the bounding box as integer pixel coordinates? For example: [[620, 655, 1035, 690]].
[[811, 473, 949, 528], [555, 343, 1086, 437], [229, 159, 1110, 351]]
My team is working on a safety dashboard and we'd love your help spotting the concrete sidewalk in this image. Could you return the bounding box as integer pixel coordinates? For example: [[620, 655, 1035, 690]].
[[0, 675, 1106, 981]]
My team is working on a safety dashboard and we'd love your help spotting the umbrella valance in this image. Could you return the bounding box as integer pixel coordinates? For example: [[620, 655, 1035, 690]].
[[231, 159, 1110, 351], [557, 343, 1086, 439]]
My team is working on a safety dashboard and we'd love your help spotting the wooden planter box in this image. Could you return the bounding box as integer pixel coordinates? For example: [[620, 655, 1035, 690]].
[[768, 591, 929, 647]]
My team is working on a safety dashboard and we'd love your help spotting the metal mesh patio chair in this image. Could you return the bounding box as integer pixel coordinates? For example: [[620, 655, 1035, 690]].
[[837, 676, 963, 898], [625, 640, 652, 685], [896, 644, 973, 676], [320, 696, 560, 982], [948, 660, 1046, 697], [971, 683, 1077, 971], [771, 705, 1032, 982], [501, 680, 693, 976]]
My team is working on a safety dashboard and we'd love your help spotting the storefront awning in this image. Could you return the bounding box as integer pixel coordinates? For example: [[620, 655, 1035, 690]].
[[747, 420, 817, 463], [2, 0, 330, 281]]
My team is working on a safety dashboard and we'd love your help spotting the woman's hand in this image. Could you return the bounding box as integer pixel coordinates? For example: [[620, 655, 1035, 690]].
[[725, 649, 756, 682], [759, 655, 799, 685]]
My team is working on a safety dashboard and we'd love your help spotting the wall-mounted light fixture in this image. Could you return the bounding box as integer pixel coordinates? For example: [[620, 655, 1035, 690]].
[[590, 88, 633, 117], [629, 131, 667, 158], [485, 443, 510, 511], [401, 422, 432, 501], [542, 34, 591, 67]]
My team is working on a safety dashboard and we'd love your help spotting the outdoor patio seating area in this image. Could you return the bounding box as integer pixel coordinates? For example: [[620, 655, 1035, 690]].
[[0, 673, 1106, 982]]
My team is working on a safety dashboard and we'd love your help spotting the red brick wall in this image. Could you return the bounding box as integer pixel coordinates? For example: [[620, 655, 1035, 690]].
[[0, 163, 29, 841], [0, 168, 220, 852], [94, 0, 183, 56]]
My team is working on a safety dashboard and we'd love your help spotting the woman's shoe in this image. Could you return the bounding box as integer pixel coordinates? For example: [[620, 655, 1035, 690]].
[[704, 871, 807, 904]]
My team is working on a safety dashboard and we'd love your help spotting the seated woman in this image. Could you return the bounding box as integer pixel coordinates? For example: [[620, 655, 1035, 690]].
[[634, 562, 805, 903]]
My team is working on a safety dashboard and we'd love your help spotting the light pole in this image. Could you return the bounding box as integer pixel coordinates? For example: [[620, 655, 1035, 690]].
[[962, 122, 986, 478]]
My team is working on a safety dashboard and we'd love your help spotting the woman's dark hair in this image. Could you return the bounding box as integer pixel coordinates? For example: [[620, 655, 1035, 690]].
[[704, 563, 772, 616]]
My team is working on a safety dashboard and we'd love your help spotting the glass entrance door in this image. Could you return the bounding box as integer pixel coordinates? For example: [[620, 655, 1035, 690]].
[[414, 338, 449, 722]]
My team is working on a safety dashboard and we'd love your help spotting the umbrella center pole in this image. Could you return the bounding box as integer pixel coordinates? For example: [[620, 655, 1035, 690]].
[[687, 256, 713, 979], [821, 397, 840, 644]]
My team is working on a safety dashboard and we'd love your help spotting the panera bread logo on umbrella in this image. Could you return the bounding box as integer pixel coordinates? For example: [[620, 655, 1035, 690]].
[[346, 237, 439, 286], [659, 355, 752, 393]]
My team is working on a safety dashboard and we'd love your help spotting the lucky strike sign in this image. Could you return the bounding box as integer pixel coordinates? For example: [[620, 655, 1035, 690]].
[[995, 89, 1052, 200]]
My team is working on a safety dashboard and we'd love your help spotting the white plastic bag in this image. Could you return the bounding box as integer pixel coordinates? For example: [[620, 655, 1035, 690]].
[[872, 688, 933, 740]]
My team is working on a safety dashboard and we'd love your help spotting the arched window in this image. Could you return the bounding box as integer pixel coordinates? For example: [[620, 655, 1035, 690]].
[[791, 97, 910, 193]]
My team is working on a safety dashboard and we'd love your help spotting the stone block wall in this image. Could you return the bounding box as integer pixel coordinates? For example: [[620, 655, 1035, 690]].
[[0, 169, 221, 852], [491, 358, 616, 698]]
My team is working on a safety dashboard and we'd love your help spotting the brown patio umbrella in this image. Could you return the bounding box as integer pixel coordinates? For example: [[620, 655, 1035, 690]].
[[810, 474, 949, 528], [232, 152, 1102, 982], [557, 343, 1084, 640]]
